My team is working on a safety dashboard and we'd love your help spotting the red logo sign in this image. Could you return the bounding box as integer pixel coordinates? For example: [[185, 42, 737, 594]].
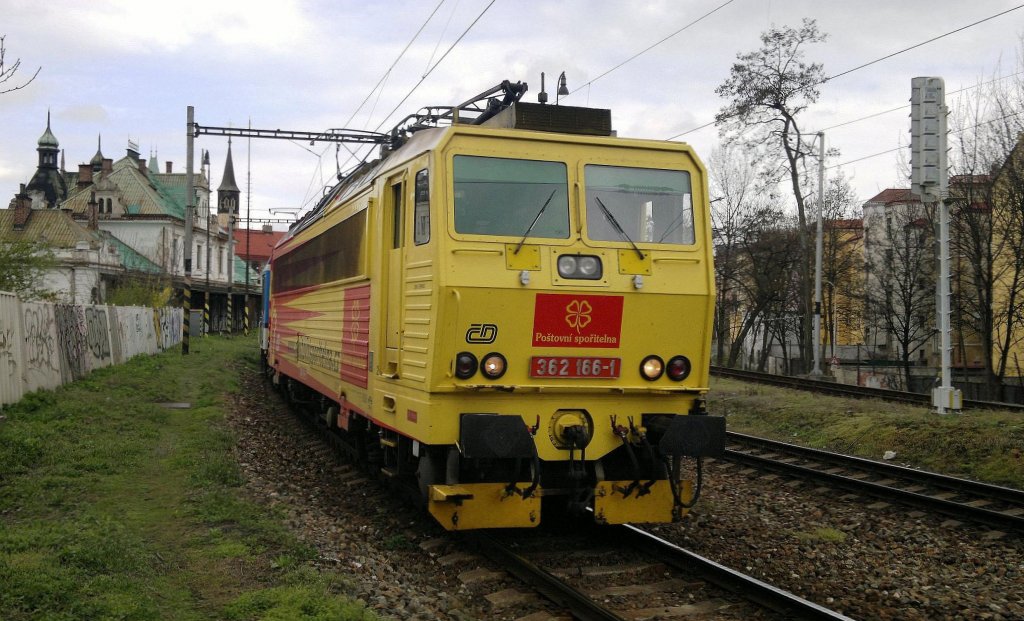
[[532, 293, 623, 348]]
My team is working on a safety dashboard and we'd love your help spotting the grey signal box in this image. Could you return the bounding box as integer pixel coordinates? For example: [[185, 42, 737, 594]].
[[910, 77, 947, 203]]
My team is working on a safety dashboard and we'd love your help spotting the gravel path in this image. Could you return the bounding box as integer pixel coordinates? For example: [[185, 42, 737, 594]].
[[227, 368, 1023, 620]]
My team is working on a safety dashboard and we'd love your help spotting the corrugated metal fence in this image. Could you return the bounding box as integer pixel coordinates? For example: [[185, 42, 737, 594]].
[[0, 291, 183, 408]]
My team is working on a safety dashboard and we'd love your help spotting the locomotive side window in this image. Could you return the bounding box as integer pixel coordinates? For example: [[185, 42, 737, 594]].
[[453, 155, 569, 238], [414, 168, 430, 245], [391, 183, 404, 249], [584, 165, 695, 246], [273, 210, 367, 292]]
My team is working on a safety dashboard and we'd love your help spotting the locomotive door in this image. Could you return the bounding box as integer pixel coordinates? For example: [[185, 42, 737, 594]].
[[383, 177, 406, 375]]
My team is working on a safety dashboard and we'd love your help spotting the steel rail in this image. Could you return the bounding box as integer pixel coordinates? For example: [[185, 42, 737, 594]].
[[467, 532, 625, 621], [614, 524, 857, 621], [710, 365, 1024, 412], [724, 434, 1024, 532], [729, 431, 1024, 505]]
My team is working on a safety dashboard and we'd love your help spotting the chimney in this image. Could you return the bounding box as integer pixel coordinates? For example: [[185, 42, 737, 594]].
[[78, 164, 93, 188], [13, 184, 32, 230], [262, 224, 273, 233], [165, 161, 173, 174], [101, 158, 113, 174], [139, 159, 148, 175], [87, 191, 99, 230]]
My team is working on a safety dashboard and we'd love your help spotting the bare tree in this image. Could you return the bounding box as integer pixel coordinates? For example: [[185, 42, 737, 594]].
[[709, 144, 768, 364], [820, 173, 863, 357], [715, 18, 827, 371], [0, 35, 41, 95], [865, 202, 936, 389], [725, 207, 802, 370], [945, 54, 1024, 399]]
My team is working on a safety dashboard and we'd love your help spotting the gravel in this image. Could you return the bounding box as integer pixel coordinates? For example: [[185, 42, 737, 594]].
[[652, 461, 1024, 620], [227, 369, 1024, 620]]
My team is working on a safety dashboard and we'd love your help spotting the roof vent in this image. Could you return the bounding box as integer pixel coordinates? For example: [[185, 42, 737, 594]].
[[482, 102, 612, 136]]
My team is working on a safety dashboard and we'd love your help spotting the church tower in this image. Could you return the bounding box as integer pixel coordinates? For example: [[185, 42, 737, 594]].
[[217, 139, 240, 230], [25, 111, 68, 209]]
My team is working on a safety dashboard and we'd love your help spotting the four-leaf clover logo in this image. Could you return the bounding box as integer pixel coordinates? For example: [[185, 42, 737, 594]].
[[564, 299, 592, 333]]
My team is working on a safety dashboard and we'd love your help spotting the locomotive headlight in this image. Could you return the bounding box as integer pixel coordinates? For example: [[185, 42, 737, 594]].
[[557, 254, 602, 280], [480, 352, 507, 379], [455, 352, 478, 379], [557, 255, 578, 277], [578, 256, 601, 277], [666, 355, 691, 381], [640, 355, 664, 381]]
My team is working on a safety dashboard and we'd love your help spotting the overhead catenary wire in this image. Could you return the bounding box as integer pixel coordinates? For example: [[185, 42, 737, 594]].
[[371, 0, 498, 134], [331, 0, 498, 183], [564, 0, 739, 99], [828, 108, 1024, 171], [297, 0, 448, 211], [666, 4, 1024, 140], [817, 70, 1024, 133]]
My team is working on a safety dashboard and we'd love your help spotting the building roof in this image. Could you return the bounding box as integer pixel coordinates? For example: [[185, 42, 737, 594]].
[[827, 218, 863, 230], [0, 208, 102, 248], [864, 188, 920, 205], [232, 228, 284, 262], [63, 156, 191, 219], [98, 231, 163, 274]]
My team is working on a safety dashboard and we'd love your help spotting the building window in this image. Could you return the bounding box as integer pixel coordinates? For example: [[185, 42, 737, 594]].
[[219, 248, 224, 275], [197, 244, 203, 270]]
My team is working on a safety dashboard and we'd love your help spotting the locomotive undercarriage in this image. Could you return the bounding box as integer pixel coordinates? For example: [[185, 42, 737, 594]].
[[273, 373, 720, 530]]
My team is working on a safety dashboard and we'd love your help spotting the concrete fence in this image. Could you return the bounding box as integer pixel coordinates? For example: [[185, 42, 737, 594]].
[[0, 291, 183, 407]]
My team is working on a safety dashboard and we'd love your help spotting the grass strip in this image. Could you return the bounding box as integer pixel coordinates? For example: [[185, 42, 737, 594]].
[[710, 377, 1024, 488], [0, 335, 375, 621]]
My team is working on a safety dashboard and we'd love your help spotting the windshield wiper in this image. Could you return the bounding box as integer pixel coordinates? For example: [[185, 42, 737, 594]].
[[594, 196, 644, 260], [514, 189, 557, 255]]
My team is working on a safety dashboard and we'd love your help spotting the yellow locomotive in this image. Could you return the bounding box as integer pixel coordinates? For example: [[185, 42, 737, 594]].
[[264, 82, 724, 530]]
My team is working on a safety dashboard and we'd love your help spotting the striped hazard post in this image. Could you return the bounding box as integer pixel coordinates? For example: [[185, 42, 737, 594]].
[[182, 277, 191, 354], [243, 299, 249, 336], [226, 293, 233, 334], [203, 295, 210, 336]]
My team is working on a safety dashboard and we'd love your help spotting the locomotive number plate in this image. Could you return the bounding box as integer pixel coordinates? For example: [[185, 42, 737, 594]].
[[530, 356, 621, 378]]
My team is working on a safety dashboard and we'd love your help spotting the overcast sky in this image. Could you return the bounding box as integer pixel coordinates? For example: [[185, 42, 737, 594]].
[[2, 0, 1022, 227]]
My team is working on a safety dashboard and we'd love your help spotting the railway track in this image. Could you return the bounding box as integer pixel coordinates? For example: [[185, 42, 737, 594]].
[[280, 382, 855, 620], [454, 524, 855, 621], [723, 431, 1024, 533], [710, 365, 1024, 412]]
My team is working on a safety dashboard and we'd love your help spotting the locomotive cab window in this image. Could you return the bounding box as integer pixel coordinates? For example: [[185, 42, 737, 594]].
[[414, 168, 430, 245], [453, 155, 569, 238], [584, 165, 695, 246]]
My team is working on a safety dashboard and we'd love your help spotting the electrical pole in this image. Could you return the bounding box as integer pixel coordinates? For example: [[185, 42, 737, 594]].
[[183, 106, 195, 355], [812, 131, 825, 376], [245, 118, 252, 337], [204, 149, 211, 336]]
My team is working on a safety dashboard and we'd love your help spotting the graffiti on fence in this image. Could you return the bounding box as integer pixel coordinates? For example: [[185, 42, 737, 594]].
[[0, 327, 16, 378], [23, 304, 59, 373], [55, 304, 88, 381], [1, 300, 184, 406], [157, 307, 182, 350], [84, 307, 111, 361]]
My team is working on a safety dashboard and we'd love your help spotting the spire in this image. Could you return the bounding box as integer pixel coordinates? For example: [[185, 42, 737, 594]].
[[27, 111, 68, 207], [218, 138, 240, 193], [148, 147, 159, 174], [37, 109, 58, 148], [90, 134, 104, 171]]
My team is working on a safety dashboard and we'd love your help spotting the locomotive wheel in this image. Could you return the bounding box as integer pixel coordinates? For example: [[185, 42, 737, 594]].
[[416, 447, 445, 506]]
